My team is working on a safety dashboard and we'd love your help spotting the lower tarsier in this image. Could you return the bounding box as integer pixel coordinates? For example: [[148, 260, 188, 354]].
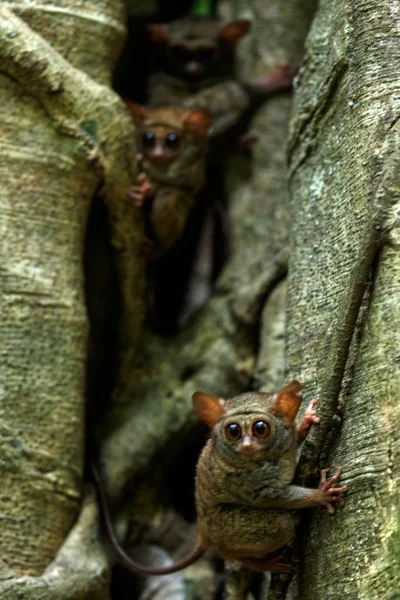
[[93, 381, 348, 575]]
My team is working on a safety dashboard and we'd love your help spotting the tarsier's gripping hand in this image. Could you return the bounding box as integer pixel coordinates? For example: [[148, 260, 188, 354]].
[[317, 467, 348, 514], [256, 64, 298, 94], [296, 399, 320, 444], [127, 172, 154, 207], [237, 129, 259, 151], [237, 65, 298, 151]]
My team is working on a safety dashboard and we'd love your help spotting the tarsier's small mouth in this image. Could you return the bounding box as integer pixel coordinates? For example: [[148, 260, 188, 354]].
[[238, 446, 259, 456], [150, 155, 169, 167]]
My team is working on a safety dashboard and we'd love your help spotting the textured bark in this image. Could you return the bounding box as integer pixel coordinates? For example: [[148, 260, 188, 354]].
[[0, 0, 145, 596], [1, 0, 398, 599], [287, 0, 400, 598]]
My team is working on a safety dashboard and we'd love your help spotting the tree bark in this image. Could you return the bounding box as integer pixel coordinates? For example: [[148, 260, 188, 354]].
[[1, 0, 399, 599], [0, 1, 145, 597], [287, 1, 400, 598]]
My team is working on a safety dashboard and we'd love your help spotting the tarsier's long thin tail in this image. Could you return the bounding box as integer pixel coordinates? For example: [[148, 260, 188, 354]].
[[91, 462, 205, 575]]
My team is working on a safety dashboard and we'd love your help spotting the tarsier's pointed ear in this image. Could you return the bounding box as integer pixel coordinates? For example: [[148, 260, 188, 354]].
[[272, 381, 303, 425], [126, 101, 146, 124], [147, 24, 169, 44], [192, 391, 226, 427], [184, 109, 213, 137], [219, 20, 251, 47]]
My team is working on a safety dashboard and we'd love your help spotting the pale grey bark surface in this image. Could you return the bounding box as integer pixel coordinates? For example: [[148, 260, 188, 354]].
[[286, 1, 400, 598], [0, 0, 145, 597], [0, 0, 398, 599]]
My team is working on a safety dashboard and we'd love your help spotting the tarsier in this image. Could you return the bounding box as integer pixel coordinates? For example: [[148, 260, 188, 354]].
[[146, 16, 297, 139], [140, 16, 296, 329], [146, 17, 251, 104], [93, 381, 348, 575], [126, 102, 212, 256]]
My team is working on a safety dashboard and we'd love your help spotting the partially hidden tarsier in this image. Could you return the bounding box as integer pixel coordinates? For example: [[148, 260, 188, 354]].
[[125, 102, 212, 257], [145, 17, 252, 105], [145, 16, 297, 140], [93, 381, 348, 575]]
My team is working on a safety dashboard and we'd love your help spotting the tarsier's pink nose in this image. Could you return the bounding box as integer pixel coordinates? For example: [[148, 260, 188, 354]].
[[238, 435, 258, 455], [185, 61, 204, 76]]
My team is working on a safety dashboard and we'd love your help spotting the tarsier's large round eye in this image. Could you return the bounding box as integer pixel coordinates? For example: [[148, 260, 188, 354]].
[[143, 132, 156, 146], [197, 47, 216, 62], [225, 423, 242, 441], [170, 45, 189, 62], [253, 421, 270, 438], [165, 133, 181, 147]]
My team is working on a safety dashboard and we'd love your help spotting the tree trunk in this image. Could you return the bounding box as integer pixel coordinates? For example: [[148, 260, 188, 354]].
[[0, 1, 145, 597], [0, 0, 398, 599], [287, 1, 400, 598]]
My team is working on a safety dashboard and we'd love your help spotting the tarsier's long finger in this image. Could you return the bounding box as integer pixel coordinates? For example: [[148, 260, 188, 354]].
[[332, 496, 346, 506], [329, 485, 348, 495], [306, 400, 320, 423], [325, 494, 346, 513], [127, 192, 144, 207], [325, 503, 335, 514], [320, 468, 329, 484], [127, 190, 140, 200], [327, 467, 343, 485]]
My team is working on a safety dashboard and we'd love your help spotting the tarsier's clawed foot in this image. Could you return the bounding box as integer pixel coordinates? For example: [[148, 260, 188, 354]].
[[240, 552, 292, 573], [257, 64, 298, 93], [237, 129, 259, 151], [296, 399, 320, 443], [127, 172, 154, 207], [318, 467, 348, 514]]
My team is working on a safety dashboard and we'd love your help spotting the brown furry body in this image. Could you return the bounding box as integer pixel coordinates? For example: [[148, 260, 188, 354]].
[[94, 382, 347, 575], [193, 384, 347, 569], [127, 104, 212, 254]]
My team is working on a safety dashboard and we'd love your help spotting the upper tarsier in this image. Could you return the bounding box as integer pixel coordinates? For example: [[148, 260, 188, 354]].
[[93, 381, 348, 575], [126, 102, 212, 257]]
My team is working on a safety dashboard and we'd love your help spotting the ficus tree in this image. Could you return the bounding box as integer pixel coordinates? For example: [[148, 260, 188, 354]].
[[0, 1, 398, 599]]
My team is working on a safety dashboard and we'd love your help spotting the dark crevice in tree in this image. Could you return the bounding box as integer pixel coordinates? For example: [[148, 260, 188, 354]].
[[135, 420, 209, 523], [150, 175, 229, 334], [113, 17, 155, 104], [288, 58, 348, 177], [84, 194, 121, 455]]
